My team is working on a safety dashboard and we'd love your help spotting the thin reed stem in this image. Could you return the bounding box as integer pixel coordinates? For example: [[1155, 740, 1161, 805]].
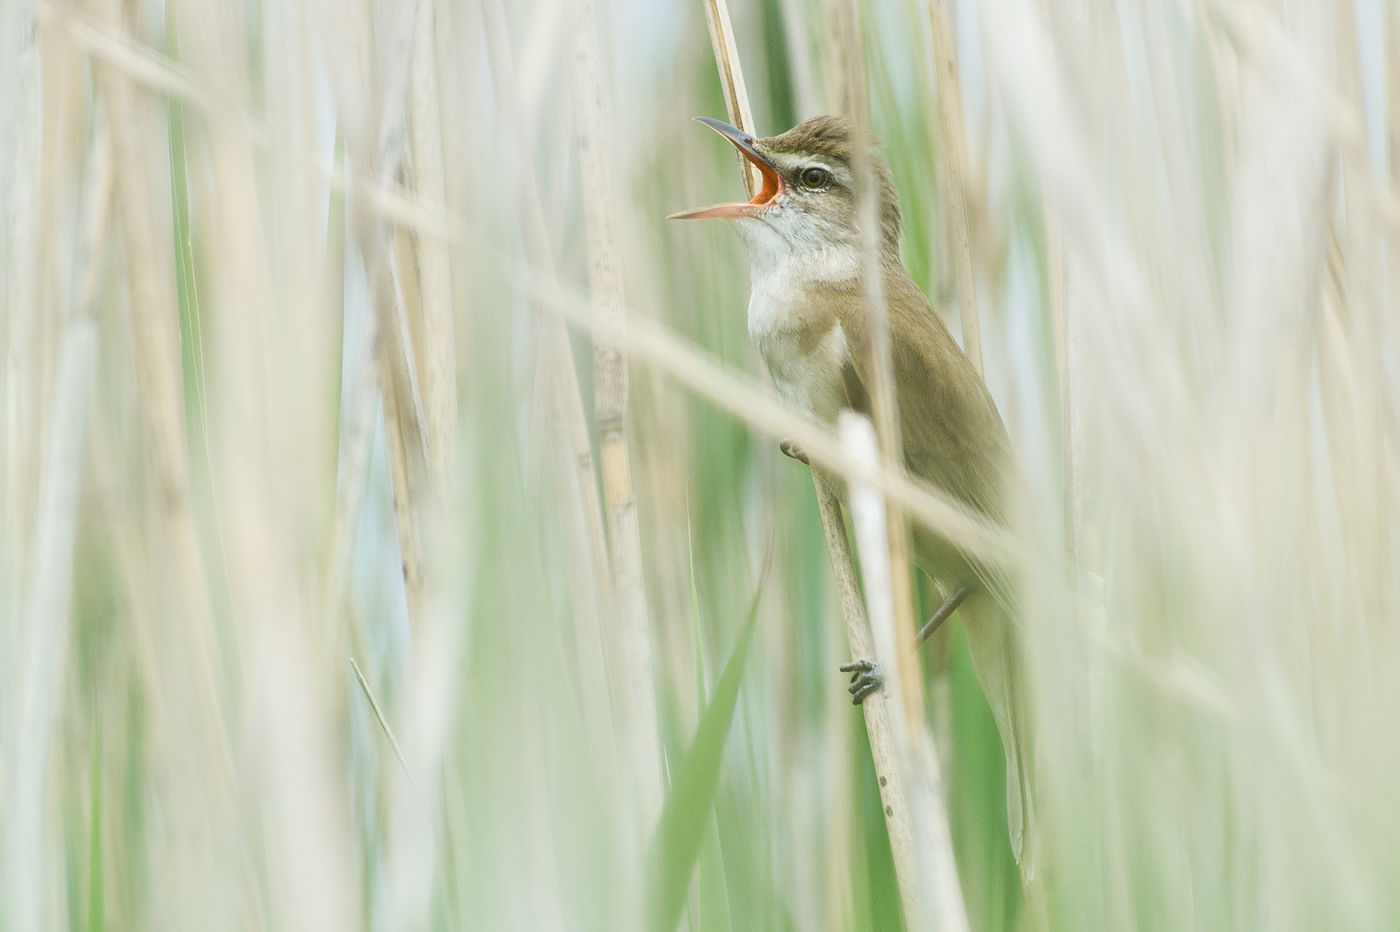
[[926, 0, 983, 372], [572, 0, 665, 828]]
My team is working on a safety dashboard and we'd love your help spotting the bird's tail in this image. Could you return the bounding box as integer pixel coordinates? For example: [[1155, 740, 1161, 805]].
[[961, 593, 1037, 878]]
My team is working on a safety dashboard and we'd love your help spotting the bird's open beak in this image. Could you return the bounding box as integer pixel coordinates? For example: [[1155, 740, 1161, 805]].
[[668, 117, 783, 220]]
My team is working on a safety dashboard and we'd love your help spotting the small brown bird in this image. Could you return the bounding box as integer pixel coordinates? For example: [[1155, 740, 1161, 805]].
[[671, 115, 1033, 866]]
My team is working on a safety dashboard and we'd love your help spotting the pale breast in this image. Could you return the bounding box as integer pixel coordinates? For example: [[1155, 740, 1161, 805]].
[[744, 244, 862, 424], [749, 303, 851, 423], [765, 324, 851, 423]]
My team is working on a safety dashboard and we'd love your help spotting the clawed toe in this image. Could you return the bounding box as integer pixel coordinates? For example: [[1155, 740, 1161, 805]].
[[838, 659, 883, 704]]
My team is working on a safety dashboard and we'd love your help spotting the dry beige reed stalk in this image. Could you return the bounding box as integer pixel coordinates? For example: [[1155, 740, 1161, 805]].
[[5, 109, 116, 932], [1327, 0, 1385, 581], [840, 413, 969, 932], [541, 320, 623, 765], [1044, 214, 1083, 564], [810, 469, 929, 926], [702, 0, 761, 190], [1391, 18, 1400, 198], [180, 0, 362, 921], [3, 20, 41, 564], [406, 0, 457, 492], [324, 318, 382, 632], [87, 11, 243, 925], [926, 0, 984, 373], [336, 0, 439, 629], [330, 6, 470, 917], [35, 0, 211, 108], [6, 322, 96, 932], [99, 34, 199, 540], [478, 0, 619, 780], [571, 0, 665, 828], [380, 246, 431, 618]]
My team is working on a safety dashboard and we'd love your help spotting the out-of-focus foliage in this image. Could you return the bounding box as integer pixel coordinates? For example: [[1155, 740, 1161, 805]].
[[2, 0, 1398, 930]]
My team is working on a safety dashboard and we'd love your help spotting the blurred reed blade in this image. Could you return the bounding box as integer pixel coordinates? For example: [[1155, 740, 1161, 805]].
[[5, 323, 96, 932], [647, 609, 757, 932], [480, 0, 617, 774], [405, 0, 458, 490], [9, 0, 1400, 928]]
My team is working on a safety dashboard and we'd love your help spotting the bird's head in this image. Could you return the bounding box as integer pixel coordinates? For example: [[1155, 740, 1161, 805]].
[[669, 115, 903, 272]]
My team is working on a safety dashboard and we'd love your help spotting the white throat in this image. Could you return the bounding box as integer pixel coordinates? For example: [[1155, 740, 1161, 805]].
[[733, 212, 860, 339]]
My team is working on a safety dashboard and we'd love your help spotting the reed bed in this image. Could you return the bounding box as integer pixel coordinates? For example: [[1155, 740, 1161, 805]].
[[3, 0, 1398, 929]]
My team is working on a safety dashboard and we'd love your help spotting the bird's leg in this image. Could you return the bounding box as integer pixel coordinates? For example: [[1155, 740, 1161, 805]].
[[839, 584, 972, 706], [839, 660, 882, 704], [779, 439, 809, 464], [916, 584, 971, 646]]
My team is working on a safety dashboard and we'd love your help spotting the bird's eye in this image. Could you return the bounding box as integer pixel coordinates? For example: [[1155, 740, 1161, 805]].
[[800, 166, 829, 189]]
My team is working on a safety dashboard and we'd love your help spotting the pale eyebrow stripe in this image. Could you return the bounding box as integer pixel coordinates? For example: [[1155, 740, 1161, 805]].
[[774, 156, 841, 178]]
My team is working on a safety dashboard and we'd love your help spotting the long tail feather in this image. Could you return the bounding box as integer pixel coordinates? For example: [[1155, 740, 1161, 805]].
[[961, 593, 1037, 878]]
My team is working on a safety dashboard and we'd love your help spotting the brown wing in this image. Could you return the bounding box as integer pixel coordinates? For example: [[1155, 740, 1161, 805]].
[[839, 270, 1011, 525]]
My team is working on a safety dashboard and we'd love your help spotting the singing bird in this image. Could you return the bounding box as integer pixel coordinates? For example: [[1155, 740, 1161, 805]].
[[670, 115, 1034, 866]]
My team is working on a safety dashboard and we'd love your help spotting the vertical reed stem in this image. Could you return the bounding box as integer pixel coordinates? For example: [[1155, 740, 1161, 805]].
[[572, 0, 664, 826], [926, 0, 983, 372]]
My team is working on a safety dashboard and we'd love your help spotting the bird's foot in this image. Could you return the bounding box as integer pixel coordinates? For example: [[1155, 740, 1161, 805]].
[[839, 659, 883, 705], [779, 439, 810, 465]]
